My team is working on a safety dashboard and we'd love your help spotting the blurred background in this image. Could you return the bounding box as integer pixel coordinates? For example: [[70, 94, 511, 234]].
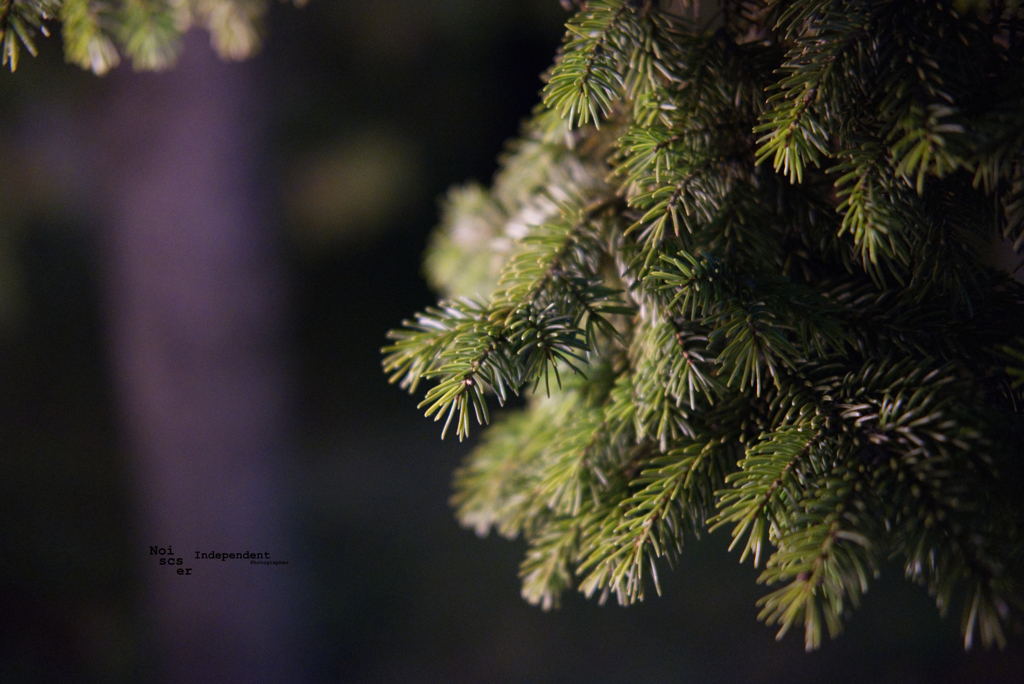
[[0, 1, 1021, 682]]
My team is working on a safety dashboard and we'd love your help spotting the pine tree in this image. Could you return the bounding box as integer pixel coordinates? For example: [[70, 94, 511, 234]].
[[385, 0, 1024, 651]]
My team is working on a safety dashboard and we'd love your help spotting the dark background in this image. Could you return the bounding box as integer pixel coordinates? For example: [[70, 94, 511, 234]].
[[0, 1, 1021, 682]]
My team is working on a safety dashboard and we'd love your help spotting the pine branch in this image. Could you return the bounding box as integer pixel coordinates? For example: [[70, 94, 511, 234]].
[[452, 391, 573, 539], [543, 0, 633, 128], [60, 0, 120, 74], [755, 1, 867, 184], [710, 424, 822, 566], [115, 0, 179, 70], [193, 0, 266, 61], [575, 438, 734, 605], [831, 142, 914, 282], [543, 0, 685, 129], [1, 0, 59, 70], [755, 460, 877, 651], [519, 512, 588, 609]]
